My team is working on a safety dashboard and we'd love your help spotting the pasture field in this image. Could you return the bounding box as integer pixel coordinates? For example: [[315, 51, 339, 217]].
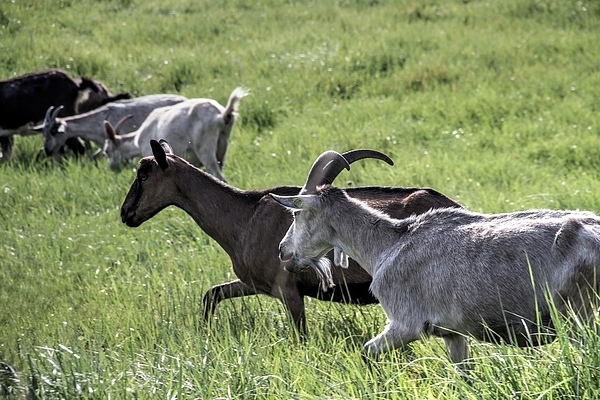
[[2, 0, 600, 397]]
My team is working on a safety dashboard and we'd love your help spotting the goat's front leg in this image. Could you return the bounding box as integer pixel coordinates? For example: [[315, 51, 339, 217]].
[[443, 335, 471, 371], [362, 321, 420, 359], [279, 290, 307, 336], [202, 279, 258, 321], [0, 136, 14, 161]]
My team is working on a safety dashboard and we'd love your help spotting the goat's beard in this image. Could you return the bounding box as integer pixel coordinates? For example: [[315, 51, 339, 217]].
[[309, 257, 334, 292], [283, 253, 334, 292]]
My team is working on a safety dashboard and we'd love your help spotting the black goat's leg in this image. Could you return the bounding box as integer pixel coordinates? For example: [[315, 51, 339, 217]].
[[280, 290, 307, 336], [202, 279, 258, 321], [0, 136, 14, 161]]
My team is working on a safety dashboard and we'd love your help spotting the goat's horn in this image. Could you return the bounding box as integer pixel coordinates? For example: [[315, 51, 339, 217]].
[[44, 106, 55, 122], [322, 148, 395, 187], [52, 105, 64, 120], [300, 149, 394, 195], [113, 114, 134, 135], [341, 149, 394, 167], [300, 150, 350, 195], [45, 105, 63, 122]]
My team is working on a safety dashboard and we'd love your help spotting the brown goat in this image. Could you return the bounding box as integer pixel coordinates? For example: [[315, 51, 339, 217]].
[[120, 139, 462, 334]]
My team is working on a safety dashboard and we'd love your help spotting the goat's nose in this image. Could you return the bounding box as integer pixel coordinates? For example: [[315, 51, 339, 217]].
[[278, 244, 293, 262], [120, 207, 135, 224]]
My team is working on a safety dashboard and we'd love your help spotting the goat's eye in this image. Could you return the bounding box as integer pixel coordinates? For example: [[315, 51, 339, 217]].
[[139, 175, 148, 182]]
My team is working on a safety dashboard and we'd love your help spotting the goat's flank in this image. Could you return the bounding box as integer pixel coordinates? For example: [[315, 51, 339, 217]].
[[120, 142, 461, 334], [271, 151, 600, 365]]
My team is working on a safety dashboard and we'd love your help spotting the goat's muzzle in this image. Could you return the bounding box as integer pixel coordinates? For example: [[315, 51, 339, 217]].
[[281, 259, 308, 273], [120, 208, 140, 227], [278, 244, 293, 262]]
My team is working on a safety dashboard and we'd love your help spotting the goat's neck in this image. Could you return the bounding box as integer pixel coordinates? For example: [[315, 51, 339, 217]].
[[327, 199, 401, 276], [114, 131, 143, 159], [171, 165, 256, 257]]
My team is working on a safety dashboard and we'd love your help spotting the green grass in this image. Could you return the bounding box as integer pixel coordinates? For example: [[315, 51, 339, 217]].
[[2, 0, 600, 397]]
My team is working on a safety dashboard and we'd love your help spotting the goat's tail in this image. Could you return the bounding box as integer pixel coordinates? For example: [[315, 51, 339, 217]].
[[222, 87, 249, 125]]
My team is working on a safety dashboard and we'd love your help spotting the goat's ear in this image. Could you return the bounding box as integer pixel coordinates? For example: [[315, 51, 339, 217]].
[[158, 139, 174, 155], [150, 139, 169, 170], [269, 194, 317, 210]]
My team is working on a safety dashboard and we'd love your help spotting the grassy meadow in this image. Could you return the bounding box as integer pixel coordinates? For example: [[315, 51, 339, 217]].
[[2, 0, 600, 397]]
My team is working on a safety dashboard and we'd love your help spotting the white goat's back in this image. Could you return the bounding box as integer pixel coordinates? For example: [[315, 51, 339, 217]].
[[136, 99, 225, 165]]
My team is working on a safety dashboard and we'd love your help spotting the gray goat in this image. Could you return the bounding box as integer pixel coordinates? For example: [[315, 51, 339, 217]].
[[271, 151, 600, 365], [119, 140, 461, 334]]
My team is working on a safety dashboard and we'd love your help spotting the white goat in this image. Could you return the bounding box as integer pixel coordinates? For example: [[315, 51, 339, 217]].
[[271, 151, 600, 366], [41, 94, 187, 161], [102, 87, 248, 180]]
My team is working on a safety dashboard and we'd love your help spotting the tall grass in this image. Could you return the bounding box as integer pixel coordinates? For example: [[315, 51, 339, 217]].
[[1, 0, 600, 397]]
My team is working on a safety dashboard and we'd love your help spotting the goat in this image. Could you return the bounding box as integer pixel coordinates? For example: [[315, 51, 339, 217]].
[[102, 88, 248, 180], [271, 151, 600, 365], [41, 94, 187, 162], [0, 69, 130, 160], [119, 139, 462, 334]]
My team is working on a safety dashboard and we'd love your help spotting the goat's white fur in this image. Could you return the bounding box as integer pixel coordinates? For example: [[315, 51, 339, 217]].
[[103, 87, 248, 180], [272, 188, 600, 366]]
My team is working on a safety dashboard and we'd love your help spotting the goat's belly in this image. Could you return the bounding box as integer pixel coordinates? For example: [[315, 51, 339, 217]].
[[461, 312, 555, 346], [301, 281, 378, 304]]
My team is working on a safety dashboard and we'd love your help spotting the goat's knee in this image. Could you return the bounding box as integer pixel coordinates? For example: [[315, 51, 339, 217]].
[[362, 321, 418, 358]]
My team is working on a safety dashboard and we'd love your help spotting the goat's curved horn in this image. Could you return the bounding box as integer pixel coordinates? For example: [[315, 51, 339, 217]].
[[45, 105, 64, 123], [300, 151, 350, 195], [51, 105, 64, 120], [104, 120, 117, 142], [341, 149, 394, 167], [113, 114, 134, 135], [300, 149, 394, 195], [320, 148, 394, 188], [44, 106, 55, 123]]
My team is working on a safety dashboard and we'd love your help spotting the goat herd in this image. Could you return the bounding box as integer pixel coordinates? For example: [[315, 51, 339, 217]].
[[4, 69, 600, 370], [0, 69, 247, 180]]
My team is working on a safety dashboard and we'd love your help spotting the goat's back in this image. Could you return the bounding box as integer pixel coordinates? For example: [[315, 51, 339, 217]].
[[346, 186, 462, 218]]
